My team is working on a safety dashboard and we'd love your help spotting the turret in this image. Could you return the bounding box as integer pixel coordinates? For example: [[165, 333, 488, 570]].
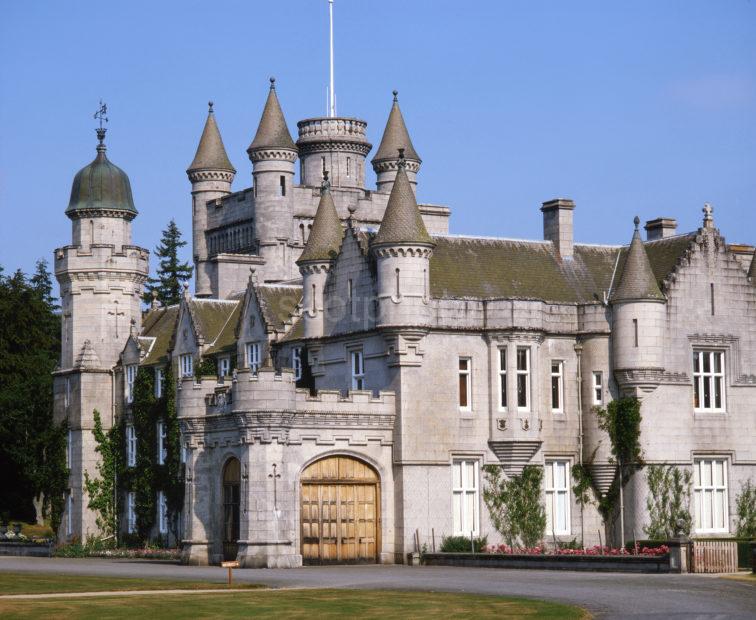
[[248, 78, 298, 281], [371, 152, 434, 328], [610, 216, 666, 382], [297, 173, 343, 338], [187, 102, 236, 297], [371, 91, 421, 194]]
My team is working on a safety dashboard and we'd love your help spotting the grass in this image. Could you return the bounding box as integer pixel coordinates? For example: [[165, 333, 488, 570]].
[[0, 572, 258, 595], [0, 588, 587, 619], [720, 572, 756, 583]]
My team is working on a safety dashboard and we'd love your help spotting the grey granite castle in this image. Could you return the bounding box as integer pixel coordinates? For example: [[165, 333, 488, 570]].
[[53, 79, 756, 567]]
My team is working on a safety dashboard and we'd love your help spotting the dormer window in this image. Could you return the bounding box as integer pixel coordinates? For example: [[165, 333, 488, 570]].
[[180, 354, 193, 378], [125, 364, 137, 403], [351, 350, 365, 390], [247, 343, 261, 373]]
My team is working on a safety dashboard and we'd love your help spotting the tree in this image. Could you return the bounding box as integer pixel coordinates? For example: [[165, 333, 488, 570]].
[[483, 465, 546, 548], [142, 220, 193, 306], [83, 410, 123, 540], [735, 480, 756, 539], [644, 465, 692, 540]]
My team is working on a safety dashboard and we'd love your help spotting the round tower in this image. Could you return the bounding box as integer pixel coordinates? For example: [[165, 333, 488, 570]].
[[371, 152, 435, 328], [610, 216, 667, 385], [371, 91, 421, 194], [187, 102, 236, 297], [297, 173, 344, 338], [248, 78, 298, 282]]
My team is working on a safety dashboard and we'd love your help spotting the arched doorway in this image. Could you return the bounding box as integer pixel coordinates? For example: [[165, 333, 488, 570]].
[[222, 458, 240, 562], [300, 455, 380, 565]]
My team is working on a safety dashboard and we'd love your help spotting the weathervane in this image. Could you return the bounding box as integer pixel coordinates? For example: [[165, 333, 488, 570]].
[[94, 100, 108, 144]]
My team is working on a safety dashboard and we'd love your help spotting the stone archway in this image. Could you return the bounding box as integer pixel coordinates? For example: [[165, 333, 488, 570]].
[[300, 455, 380, 565], [221, 457, 240, 562]]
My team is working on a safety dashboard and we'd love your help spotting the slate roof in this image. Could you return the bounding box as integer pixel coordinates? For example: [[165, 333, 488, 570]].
[[189, 299, 240, 350], [372, 93, 420, 163], [297, 188, 344, 262], [610, 226, 665, 303], [187, 104, 236, 173], [247, 79, 297, 154], [373, 165, 433, 246], [140, 305, 179, 365], [256, 284, 302, 332]]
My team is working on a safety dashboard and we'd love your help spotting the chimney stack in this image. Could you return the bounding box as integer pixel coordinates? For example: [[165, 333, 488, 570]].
[[644, 217, 677, 241], [541, 198, 575, 259]]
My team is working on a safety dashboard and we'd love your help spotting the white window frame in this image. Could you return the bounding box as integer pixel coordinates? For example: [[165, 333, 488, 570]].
[[126, 424, 136, 467], [452, 459, 479, 536], [127, 491, 136, 534], [516, 347, 531, 412], [157, 490, 168, 535], [66, 429, 73, 469], [292, 347, 302, 381], [459, 357, 472, 411], [498, 348, 507, 411], [693, 350, 726, 412], [693, 458, 729, 534], [545, 459, 571, 536], [179, 354, 193, 378], [592, 371, 603, 405], [218, 355, 230, 378], [66, 494, 73, 535], [154, 367, 164, 399], [246, 342, 260, 373], [157, 420, 167, 465], [551, 360, 564, 413], [351, 349, 365, 390], [125, 364, 137, 403]]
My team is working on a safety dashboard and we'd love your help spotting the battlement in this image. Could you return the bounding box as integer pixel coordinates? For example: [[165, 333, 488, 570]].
[[54, 243, 149, 278]]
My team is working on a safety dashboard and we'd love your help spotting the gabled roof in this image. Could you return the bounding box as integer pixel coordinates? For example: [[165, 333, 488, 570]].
[[610, 221, 665, 303], [188, 299, 240, 347], [247, 79, 297, 154], [256, 284, 302, 332], [297, 185, 344, 263], [140, 305, 179, 365], [372, 92, 420, 163], [373, 165, 433, 246], [204, 301, 242, 355], [187, 103, 235, 173]]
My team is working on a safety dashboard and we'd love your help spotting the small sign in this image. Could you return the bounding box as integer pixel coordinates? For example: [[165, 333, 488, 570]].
[[221, 560, 239, 568]]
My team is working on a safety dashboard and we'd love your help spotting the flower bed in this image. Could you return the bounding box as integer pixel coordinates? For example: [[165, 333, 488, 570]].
[[483, 544, 669, 557], [54, 543, 181, 561]]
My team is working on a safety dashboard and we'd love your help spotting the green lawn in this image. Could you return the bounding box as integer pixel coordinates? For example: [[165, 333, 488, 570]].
[[0, 589, 587, 619]]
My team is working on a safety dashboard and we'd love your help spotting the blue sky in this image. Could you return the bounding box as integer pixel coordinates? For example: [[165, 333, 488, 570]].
[[1, 0, 754, 280]]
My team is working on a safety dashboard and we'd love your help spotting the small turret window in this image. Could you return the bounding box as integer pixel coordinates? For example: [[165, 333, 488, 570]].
[[348, 279, 354, 317], [311, 284, 317, 314], [280, 175, 286, 196], [395, 268, 400, 298], [633, 319, 639, 347], [346, 157, 351, 178], [321, 156, 326, 176]]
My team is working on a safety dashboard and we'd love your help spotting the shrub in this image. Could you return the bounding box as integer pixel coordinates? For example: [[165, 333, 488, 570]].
[[644, 465, 692, 540], [735, 480, 756, 539], [440, 535, 488, 553], [482, 465, 545, 548]]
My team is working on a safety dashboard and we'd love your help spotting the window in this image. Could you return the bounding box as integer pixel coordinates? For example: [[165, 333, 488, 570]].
[[246, 343, 260, 373], [66, 494, 73, 536], [516, 348, 530, 411], [127, 492, 136, 534], [321, 156, 326, 175], [218, 356, 230, 378], [180, 442, 187, 465], [157, 420, 167, 465], [126, 424, 136, 467], [545, 460, 571, 535], [592, 371, 603, 405], [633, 319, 639, 347], [693, 351, 725, 412], [65, 377, 71, 408], [66, 429, 73, 469], [694, 458, 728, 533], [292, 347, 302, 381], [125, 364, 137, 403], [498, 348, 507, 410], [452, 460, 479, 535], [180, 354, 193, 378], [346, 156, 351, 177], [351, 350, 365, 390], [395, 268, 400, 298], [458, 357, 471, 410], [551, 361, 564, 413], [157, 491, 168, 535], [348, 279, 354, 317], [279, 175, 286, 196], [154, 367, 164, 398]]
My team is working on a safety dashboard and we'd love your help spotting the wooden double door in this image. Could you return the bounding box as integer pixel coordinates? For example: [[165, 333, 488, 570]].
[[301, 456, 379, 564]]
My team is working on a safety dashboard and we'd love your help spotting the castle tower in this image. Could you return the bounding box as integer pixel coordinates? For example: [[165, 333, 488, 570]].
[[371, 91, 421, 194], [187, 102, 236, 297], [297, 173, 344, 338], [248, 78, 298, 282], [372, 152, 435, 328], [53, 121, 149, 540], [610, 216, 666, 392]]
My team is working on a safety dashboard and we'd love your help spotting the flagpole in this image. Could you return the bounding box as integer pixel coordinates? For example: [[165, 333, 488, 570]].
[[329, 0, 335, 117]]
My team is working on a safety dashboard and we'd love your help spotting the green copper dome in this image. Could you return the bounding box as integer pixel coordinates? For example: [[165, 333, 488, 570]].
[[66, 130, 137, 218]]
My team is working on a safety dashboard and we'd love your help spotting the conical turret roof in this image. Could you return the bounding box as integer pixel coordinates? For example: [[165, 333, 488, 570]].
[[247, 78, 297, 154], [373, 159, 433, 246], [610, 217, 665, 303], [372, 91, 420, 163], [297, 175, 343, 263], [187, 102, 235, 173]]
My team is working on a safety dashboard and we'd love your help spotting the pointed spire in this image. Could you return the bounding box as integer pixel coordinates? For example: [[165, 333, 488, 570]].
[[247, 77, 297, 155], [187, 101, 236, 174], [297, 172, 344, 263], [372, 90, 420, 164], [373, 151, 433, 246], [610, 216, 665, 303]]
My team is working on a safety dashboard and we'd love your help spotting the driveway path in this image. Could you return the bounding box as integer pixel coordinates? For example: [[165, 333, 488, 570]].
[[0, 557, 753, 619]]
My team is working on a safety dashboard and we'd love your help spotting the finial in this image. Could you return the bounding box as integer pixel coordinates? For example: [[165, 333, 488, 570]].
[[269, 76, 276, 90], [129, 317, 137, 337], [150, 290, 160, 310], [347, 203, 357, 217], [208, 101, 214, 113], [392, 89, 398, 102], [249, 267, 258, 284], [182, 281, 190, 299], [321, 170, 331, 193], [94, 100, 108, 148], [397, 148, 406, 170], [703, 203, 714, 228], [633, 215, 640, 230]]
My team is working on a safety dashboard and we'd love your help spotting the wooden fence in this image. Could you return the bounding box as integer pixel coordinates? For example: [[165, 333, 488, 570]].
[[692, 540, 738, 573]]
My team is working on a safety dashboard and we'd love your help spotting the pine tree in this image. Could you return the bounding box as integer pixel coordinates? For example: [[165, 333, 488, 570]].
[[143, 220, 193, 306]]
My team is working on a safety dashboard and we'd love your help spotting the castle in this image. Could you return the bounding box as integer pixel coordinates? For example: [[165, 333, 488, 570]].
[[53, 78, 756, 567]]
